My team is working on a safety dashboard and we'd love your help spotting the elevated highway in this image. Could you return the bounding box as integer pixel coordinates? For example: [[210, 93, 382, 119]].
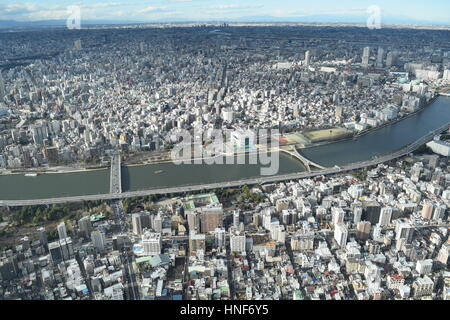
[[1, 123, 448, 207]]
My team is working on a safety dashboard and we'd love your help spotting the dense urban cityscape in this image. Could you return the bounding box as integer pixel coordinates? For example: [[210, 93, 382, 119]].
[[0, 2, 450, 303]]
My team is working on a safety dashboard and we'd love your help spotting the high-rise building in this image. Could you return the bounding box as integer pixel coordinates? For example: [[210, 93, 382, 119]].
[[49, 241, 63, 265], [304, 50, 311, 66], [32, 125, 48, 145], [421, 201, 435, 220], [386, 52, 397, 68], [376, 47, 384, 68], [379, 207, 393, 226], [356, 221, 371, 241], [214, 228, 226, 248], [141, 231, 161, 256], [433, 204, 446, 221], [353, 205, 363, 224], [416, 259, 433, 275], [363, 201, 381, 225], [395, 223, 414, 243], [332, 207, 345, 226], [230, 230, 246, 253], [57, 222, 67, 241], [91, 231, 106, 253], [362, 47, 370, 67], [132, 213, 143, 235], [334, 224, 348, 247], [59, 237, 74, 260], [186, 211, 200, 233], [139, 41, 145, 54], [153, 213, 162, 233], [0, 72, 5, 100], [78, 216, 93, 239], [233, 210, 240, 228], [74, 39, 82, 51]]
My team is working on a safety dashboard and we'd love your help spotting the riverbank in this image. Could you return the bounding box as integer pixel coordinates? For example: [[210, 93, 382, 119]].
[[0, 165, 109, 176], [300, 94, 439, 151]]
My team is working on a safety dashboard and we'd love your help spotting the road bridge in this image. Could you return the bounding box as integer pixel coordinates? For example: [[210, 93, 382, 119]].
[[1, 123, 448, 207], [280, 145, 328, 171], [110, 153, 122, 194]]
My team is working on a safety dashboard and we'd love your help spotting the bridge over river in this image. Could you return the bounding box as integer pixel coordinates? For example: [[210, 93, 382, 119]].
[[1, 96, 450, 207], [1, 121, 448, 207]]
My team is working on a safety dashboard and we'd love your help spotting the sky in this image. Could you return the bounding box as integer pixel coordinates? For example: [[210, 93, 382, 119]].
[[0, 0, 449, 24]]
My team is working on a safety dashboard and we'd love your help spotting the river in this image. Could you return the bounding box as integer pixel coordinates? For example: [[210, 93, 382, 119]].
[[1, 96, 450, 201]]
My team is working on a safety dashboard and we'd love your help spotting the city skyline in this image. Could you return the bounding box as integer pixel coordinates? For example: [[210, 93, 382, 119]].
[[0, 0, 450, 25]]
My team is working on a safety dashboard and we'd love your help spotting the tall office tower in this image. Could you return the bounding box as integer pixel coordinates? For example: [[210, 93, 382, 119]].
[[74, 39, 82, 51], [59, 237, 74, 261], [57, 222, 67, 241], [362, 47, 371, 67], [214, 228, 226, 248], [334, 224, 348, 247], [37, 227, 47, 248], [230, 230, 246, 253], [376, 47, 384, 68], [0, 72, 5, 100], [140, 211, 152, 229], [421, 201, 435, 220], [233, 210, 240, 228], [153, 213, 162, 233], [78, 216, 93, 239], [379, 207, 393, 226], [142, 231, 161, 256], [353, 205, 363, 224], [356, 221, 372, 241], [304, 50, 311, 66], [48, 241, 63, 265], [132, 213, 142, 235], [91, 231, 106, 253], [139, 41, 145, 54], [386, 52, 397, 68], [363, 201, 382, 225], [332, 207, 345, 226]]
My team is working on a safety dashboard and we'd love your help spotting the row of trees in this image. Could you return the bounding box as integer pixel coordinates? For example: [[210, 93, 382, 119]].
[[122, 195, 161, 213], [10, 204, 76, 226]]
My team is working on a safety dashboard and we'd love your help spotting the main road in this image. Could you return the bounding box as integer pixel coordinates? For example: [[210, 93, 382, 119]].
[[1, 122, 448, 207]]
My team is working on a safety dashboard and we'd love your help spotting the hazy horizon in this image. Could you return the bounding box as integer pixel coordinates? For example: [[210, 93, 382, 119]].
[[0, 0, 449, 26]]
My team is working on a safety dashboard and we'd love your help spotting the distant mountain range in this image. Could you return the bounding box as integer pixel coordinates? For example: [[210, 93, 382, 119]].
[[0, 14, 448, 29]]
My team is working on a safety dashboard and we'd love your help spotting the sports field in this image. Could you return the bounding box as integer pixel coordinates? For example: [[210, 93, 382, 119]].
[[303, 127, 352, 143]]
